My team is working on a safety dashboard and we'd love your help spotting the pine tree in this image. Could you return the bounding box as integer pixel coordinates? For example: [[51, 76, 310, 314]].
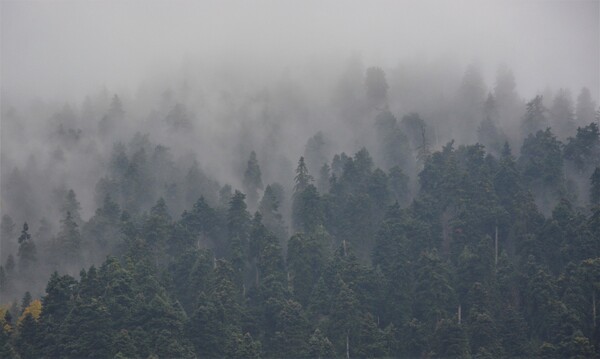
[[522, 95, 547, 136], [61, 298, 113, 358], [590, 167, 600, 207], [576, 87, 597, 126], [550, 88, 575, 138], [60, 189, 82, 224], [258, 184, 287, 241], [15, 313, 39, 359], [17, 223, 36, 272], [292, 184, 323, 234], [55, 211, 82, 265], [141, 197, 173, 261], [329, 279, 361, 356], [243, 151, 263, 207], [308, 328, 335, 359], [20, 292, 32, 314], [294, 157, 314, 194], [564, 123, 600, 173], [431, 319, 470, 358], [287, 233, 324, 306], [228, 191, 251, 276]]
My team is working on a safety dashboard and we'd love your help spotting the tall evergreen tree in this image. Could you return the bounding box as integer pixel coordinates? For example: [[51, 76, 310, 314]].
[[17, 223, 36, 272], [259, 184, 287, 241], [522, 95, 547, 137], [576, 87, 597, 126], [55, 211, 83, 266], [294, 157, 313, 194], [228, 191, 251, 277], [365, 66, 389, 109], [591, 167, 600, 207], [243, 151, 263, 208]]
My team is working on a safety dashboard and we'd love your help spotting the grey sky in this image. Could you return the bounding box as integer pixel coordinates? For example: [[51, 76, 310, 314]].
[[2, 0, 599, 102]]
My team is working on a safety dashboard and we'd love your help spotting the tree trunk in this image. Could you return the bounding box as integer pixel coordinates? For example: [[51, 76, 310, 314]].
[[346, 332, 350, 359], [458, 304, 462, 325], [495, 225, 499, 267], [594, 291, 596, 328], [255, 263, 259, 286]]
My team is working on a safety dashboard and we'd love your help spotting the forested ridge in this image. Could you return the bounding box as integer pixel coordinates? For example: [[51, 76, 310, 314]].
[[2, 61, 600, 358]]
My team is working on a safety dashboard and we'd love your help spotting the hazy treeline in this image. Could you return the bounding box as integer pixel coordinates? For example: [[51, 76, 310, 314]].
[[1, 55, 600, 357]]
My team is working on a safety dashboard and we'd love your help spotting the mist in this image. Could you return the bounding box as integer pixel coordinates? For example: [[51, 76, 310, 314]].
[[0, 1, 600, 318], [3, 0, 598, 102]]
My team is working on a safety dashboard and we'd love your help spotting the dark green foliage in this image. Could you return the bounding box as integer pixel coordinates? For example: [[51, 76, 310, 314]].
[[413, 250, 457, 327], [478, 94, 507, 154], [431, 319, 470, 358], [83, 194, 122, 258], [9, 121, 600, 359], [308, 328, 335, 358], [518, 128, 565, 207], [591, 167, 600, 207], [61, 298, 113, 358], [259, 183, 288, 241], [227, 191, 251, 276], [375, 110, 412, 171], [564, 123, 600, 173], [270, 299, 310, 357], [17, 222, 36, 272], [292, 184, 323, 234], [15, 313, 38, 358], [54, 211, 83, 266], [294, 156, 314, 194], [287, 233, 324, 306]]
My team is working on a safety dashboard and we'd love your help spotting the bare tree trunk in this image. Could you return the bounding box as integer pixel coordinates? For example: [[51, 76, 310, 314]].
[[495, 225, 499, 266], [346, 332, 350, 359], [594, 291, 597, 328], [255, 264, 259, 286]]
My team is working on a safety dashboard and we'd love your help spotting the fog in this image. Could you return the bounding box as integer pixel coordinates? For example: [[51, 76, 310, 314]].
[[1, 0, 599, 300], [3, 0, 598, 102]]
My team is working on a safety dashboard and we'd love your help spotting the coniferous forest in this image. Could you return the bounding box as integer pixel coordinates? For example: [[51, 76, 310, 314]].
[[2, 1, 600, 358]]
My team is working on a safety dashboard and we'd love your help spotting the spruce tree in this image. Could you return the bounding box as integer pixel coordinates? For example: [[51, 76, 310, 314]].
[[243, 151, 263, 207], [17, 223, 36, 272]]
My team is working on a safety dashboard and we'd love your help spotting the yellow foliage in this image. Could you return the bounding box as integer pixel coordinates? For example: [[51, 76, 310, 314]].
[[0, 307, 12, 333], [18, 299, 42, 324]]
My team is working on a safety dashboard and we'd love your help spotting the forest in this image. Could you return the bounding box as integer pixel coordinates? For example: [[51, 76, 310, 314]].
[[2, 1, 600, 358], [1, 59, 599, 357]]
